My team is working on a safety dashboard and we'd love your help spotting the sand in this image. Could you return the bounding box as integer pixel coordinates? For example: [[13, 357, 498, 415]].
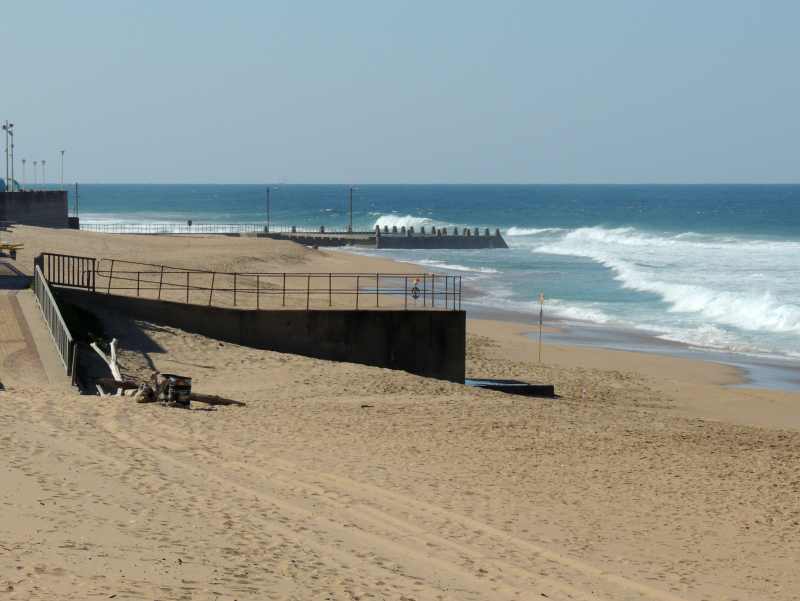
[[2, 225, 800, 600]]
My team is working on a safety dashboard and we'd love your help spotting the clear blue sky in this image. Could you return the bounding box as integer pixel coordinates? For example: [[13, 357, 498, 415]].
[[3, 1, 798, 183]]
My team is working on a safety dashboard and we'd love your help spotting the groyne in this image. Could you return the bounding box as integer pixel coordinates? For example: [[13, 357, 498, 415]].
[[80, 223, 509, 249], [374, 226, 508, 249]]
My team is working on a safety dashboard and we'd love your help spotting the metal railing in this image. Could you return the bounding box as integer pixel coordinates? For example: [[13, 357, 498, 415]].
[[93, 258, 462, 311], [37, 252, 96, 291], [78, 223, 390, 236], [33, 265, 76, 378], [80, 223, 300, 235]]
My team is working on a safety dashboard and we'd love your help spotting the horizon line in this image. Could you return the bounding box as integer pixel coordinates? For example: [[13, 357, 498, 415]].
[[21, 181, 800, 187]]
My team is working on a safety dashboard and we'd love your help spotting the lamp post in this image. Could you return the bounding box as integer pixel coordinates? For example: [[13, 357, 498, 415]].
[[8, 126, 14, 190], [60, 150, 65, 189], [33, 161, 38, 187], [42, 160, 46, 187], [21, 159, 26, 189], [348, 186, 357, 233], [2, 121, 12, 190]]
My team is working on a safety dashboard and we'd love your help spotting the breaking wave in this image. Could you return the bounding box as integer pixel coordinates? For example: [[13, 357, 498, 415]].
[[413, 259, 499, 274], [506, 227, 563, 236], [372, 214, 435, 230], [535, 227, 800, 336]]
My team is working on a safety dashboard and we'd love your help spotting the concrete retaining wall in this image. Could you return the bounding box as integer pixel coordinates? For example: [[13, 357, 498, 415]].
[[56, 288, 466, 383], [0, 191, 68, 227]]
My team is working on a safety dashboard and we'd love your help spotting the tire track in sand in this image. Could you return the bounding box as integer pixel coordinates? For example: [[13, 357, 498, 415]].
[[110, 405, 691, 601]]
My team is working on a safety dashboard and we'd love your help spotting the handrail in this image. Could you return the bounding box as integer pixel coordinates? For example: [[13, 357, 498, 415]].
[[80, 223, 299, 234], [32, 265, 76, 377], [38, 252, 96, 291], [35, 253, 465, 312], [92, 258, 462, 311]]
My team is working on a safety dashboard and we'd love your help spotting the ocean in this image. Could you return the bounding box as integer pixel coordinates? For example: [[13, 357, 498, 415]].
[[73, 184, 800, 386]]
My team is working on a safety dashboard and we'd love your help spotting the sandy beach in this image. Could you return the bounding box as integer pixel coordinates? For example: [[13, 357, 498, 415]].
[[2, 225, 800, 600]]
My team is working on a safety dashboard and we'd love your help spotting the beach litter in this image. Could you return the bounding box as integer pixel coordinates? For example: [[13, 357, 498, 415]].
[[91, 337, 246, 409]]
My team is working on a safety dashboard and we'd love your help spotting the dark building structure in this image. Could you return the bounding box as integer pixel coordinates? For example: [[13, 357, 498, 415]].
[[0, 191, 69, 227]]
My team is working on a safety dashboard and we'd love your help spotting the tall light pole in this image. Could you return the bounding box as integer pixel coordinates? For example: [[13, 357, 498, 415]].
[[60, 150, 65, 189], [42, 159, 46, 187], [348, 186, 357, 232], [2, 121, 11, 190], [21, 159, 26, 189], [8, 125, 14, 190], [33, 161, 38, 187]]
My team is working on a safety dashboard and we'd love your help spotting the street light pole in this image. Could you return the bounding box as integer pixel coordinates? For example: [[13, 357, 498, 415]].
[[60, 150, 65, 189], [33, 161, 38, 187], [21, 159, 26, 189], [42, 160, 46, 187], [348, 186, 354, 232], [8, 126, 14, 190], [2, 121, 10, 190]]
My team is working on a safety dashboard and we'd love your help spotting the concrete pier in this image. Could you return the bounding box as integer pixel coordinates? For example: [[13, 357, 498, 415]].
[[257, 227, 508, 249], [374, 227, 508, 249], [80, 222, 510, 250]]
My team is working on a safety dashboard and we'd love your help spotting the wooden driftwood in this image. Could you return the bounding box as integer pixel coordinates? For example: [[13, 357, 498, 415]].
[[94, 378, 140, 391], [188, 393, 246, 407], [91, 339, 123, 397], [90, 343, 246, 409]]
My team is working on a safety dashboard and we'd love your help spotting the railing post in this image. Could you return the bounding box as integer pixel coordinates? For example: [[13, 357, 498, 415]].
[[256, 275, 260, 310], [137, 271, 140, 296], [423, 274, 427, 307], [431, 275, 435, 308], [306, 274, 311, 310], [158, 265, 164, 300], [329, 273, 332, 307], [376, 273, 379, 308], [282, 273, 286, 307], [107, 260, 115, 294], [233, 273, 237, 306], [445, 276, 449, 309], [91, 258, 96, 292], [186, 271, 190, 304], [209, 272, 216, 306], [404, 276, 408, 310], [355, 275, 360, 310]]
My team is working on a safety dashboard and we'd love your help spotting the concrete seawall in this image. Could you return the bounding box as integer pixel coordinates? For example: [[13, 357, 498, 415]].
[[56, 288, 466, 383], [0, 191, 69, 228]]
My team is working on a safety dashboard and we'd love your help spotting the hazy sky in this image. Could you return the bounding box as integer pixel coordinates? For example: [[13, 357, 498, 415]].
[[3, 1, 798, 184]]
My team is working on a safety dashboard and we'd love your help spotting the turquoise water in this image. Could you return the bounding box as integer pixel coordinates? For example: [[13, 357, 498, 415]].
[[73, 184, 800, 366]]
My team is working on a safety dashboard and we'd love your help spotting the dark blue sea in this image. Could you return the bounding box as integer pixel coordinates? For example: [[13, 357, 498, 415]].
[[71, 184, 800, 380]]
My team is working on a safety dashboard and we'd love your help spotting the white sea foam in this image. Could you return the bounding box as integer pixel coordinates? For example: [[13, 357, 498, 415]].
[[546, 301, 614, 324], [373, 214, 435, 229], [535, 227, 800, 336], [505, 227, 563, 236], [414, 259, 499, 274]]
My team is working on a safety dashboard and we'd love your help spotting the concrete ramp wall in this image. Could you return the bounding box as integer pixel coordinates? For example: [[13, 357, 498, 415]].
[[0, 191, 69, 227], [56, 288, 466, 383]]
